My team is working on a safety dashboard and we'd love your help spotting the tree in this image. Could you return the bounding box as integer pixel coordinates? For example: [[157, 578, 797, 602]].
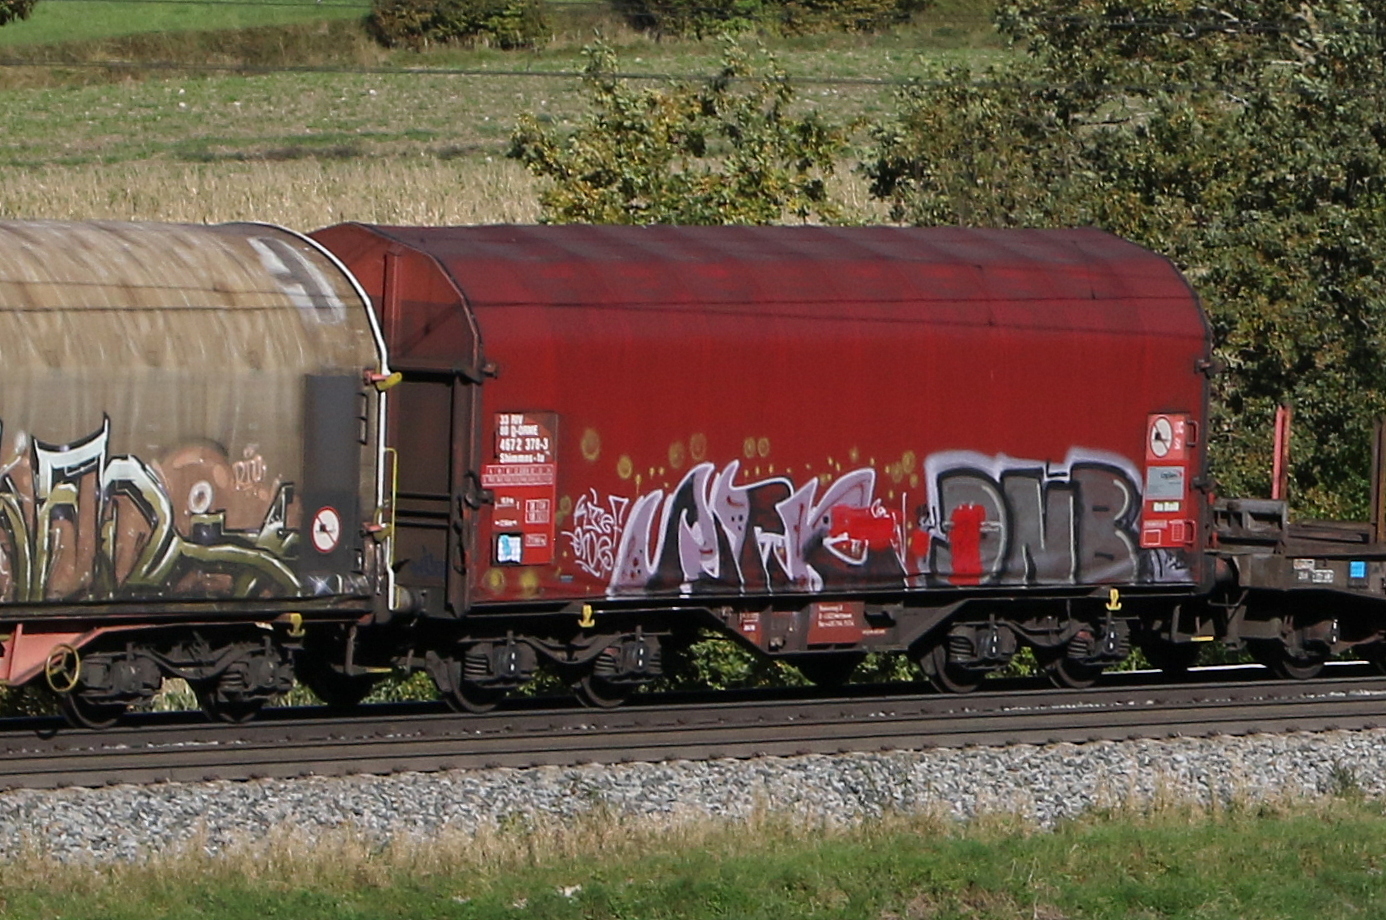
[[865, 1, 1386, 517], [0, 0, 36, 26], [612, 0, 931, 39], [369, 0, 547, 50], [509, 39, 852, 225]]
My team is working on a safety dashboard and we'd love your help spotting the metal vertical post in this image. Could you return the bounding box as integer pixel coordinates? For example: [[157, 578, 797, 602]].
[[1372, 418, 1386, 543], [1271, 404, 1292, 502]]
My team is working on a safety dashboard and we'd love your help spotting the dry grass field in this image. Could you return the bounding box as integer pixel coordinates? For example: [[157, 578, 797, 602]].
[[0, 157, 542, 226], [0, 3, 1001, 227], [0, 150, 895, 228]]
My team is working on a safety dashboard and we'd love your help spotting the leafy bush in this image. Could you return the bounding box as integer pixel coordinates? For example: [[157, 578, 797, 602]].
[[611, 0, 764, 38], [614, 0, 929, 37], [658, 633, 811, 690], [509, 38, 852, 224], [0, 0, 35, 26], [777, 0, 931, 34], [0, 685, 58, 717], [369, 0, 548, 49]]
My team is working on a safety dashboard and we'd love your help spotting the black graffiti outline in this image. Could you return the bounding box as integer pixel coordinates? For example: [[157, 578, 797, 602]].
[[919, 449, 1144, 587], [0, 416, 302, 603], [608, 461, 904, 596]]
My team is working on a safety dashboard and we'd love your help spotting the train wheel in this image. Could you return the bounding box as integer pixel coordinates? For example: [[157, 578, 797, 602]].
[[1041, 652, 1105, 690], [573, 674, 631, 709], [1138, 638, 1202, 675], [194, 684, 265, 723], [60, 693, 125, 730], [442, 682, 506, 714], [1248, 639, 1325, 680], [918, 642, 985, 694]]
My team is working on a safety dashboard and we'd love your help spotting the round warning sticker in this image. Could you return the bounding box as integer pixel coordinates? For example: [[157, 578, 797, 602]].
[[311, 506, 342, 554], [1149, 416, 1173, 458]]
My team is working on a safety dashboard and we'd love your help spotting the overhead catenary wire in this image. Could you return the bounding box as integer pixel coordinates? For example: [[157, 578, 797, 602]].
[[0, 54, 1381, 99]]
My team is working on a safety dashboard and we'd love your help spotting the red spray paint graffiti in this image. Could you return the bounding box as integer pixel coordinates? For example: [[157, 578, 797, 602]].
[[946, 504, 987, 586]]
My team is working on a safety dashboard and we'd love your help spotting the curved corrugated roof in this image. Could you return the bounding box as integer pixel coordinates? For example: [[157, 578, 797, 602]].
[[0, 219, 373, 373], [0, 219, 358, 314], [358, 224, 1195, 311]]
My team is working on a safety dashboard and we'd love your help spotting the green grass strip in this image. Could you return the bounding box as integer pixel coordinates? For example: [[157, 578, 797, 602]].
[[0, 0, 369, 47], [3, 798, 1386, 919]]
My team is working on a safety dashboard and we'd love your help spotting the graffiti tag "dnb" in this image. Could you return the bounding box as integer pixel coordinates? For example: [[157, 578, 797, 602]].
[[921, 450, 1142, 587]]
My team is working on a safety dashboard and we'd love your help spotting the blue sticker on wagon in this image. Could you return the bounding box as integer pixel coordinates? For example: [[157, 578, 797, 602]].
[[496, 533, 524, 565], [1350, 560, 1368, 580]]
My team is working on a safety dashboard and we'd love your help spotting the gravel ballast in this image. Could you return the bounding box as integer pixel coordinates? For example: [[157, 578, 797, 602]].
[[3, 729, 1383, 862]]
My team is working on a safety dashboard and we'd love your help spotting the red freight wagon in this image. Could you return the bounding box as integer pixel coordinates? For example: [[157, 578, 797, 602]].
[[313, 224, 1212, 704]]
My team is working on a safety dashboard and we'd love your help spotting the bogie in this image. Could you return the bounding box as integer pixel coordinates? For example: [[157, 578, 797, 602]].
[[424, 644, 532, 714], [45, 631, 299, 729]]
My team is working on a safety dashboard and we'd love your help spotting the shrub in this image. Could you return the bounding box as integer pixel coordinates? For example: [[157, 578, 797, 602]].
[[610, 0, 765, 38], [777, 0, 931, 34], [369, 0, 549, 49], [0, 685, 58, 717], [509, 38, 852, 225], [613, 0, 929, 37], [0, 0, 35, 27]]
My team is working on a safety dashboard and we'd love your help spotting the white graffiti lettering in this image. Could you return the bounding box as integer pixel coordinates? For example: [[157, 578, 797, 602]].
[[561, 490, 629, 579], [608, 461, 899, 596]]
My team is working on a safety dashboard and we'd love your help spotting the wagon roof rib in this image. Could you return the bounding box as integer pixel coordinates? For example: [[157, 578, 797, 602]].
[[348, 224, 1196, 314]]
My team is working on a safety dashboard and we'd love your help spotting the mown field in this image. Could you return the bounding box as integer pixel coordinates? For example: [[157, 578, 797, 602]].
[[0, 0, 369, 47], [0, 1, 1001, 226], [3, 798, 1386, 919]]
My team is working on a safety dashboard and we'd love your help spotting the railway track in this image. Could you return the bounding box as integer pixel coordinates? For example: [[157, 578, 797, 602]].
[[3, 667, 1386, 790]]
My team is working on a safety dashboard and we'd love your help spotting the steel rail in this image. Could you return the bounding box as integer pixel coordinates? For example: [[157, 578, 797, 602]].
[[3, 669, 1386, 789]]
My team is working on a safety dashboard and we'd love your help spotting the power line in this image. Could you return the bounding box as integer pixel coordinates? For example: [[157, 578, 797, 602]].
[[0, 55, 1381, 96], [0, 57, 911, 80]]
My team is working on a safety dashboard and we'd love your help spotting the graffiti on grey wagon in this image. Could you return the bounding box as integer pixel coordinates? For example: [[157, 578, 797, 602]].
[[0, 416, 301, 603]]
